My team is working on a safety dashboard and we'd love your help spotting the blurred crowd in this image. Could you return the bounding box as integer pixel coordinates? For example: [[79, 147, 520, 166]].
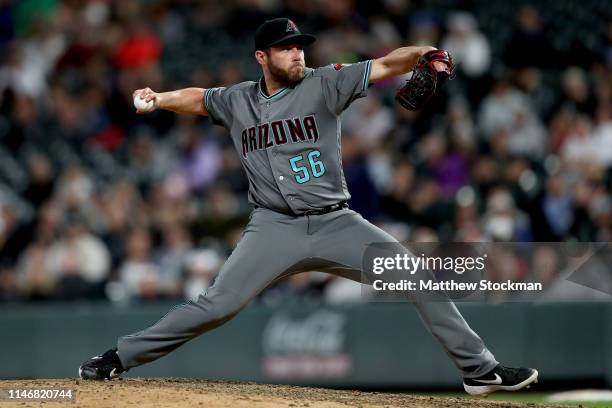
[[0, 0, 610, 303]]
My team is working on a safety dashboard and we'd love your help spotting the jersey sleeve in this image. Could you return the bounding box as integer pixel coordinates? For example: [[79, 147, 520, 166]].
[[204, 87, 233, 128], [318, 60, 373, 114]]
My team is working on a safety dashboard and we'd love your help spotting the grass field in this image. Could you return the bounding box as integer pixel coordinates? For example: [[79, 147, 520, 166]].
[[432, 392, 612, 408]]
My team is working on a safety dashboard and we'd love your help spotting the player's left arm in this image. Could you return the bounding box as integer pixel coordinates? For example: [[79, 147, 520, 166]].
[[368, 46, 436, 84]]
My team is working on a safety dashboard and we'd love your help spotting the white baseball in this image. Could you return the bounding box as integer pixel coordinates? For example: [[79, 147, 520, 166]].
[[134, 95, 155, 112]]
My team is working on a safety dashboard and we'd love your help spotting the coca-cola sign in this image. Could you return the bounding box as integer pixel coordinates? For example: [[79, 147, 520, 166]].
[[261, 310, 352, 379]]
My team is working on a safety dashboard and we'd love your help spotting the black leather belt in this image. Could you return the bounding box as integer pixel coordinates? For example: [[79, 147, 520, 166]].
[[254, 202, 348, 217], [302, 202, 349, 216]]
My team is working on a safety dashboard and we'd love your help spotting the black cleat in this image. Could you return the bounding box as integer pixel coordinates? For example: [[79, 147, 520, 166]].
[[78, 348, 125, 380], [464, 364, 538, 396]]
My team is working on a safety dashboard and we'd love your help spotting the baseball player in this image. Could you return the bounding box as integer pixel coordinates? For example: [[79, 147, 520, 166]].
[[79, 18, 538, 395]]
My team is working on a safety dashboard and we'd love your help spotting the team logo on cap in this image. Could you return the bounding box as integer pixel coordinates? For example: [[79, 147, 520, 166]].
[[286, 20, 298, 32]]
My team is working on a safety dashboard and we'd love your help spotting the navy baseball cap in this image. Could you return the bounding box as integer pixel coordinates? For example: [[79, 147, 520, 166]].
[[254, 18, 316, 51]]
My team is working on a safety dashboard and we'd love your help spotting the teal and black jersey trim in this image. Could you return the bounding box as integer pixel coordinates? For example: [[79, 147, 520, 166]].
[[204, 87, 225, 126], [258, 77, 291, 100], [204, 88, 213, 111], [259, 87, 290, 100], [362, 60, 373, 92]]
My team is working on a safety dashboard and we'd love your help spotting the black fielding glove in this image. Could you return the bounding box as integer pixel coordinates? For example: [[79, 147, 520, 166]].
[[395, 49, 455, 111]]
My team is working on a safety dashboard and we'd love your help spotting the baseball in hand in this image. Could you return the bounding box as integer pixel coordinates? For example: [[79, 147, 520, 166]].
[[134, 95, 155, 112]]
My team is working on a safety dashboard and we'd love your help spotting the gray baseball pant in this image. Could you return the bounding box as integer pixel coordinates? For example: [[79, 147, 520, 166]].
[[117, 207, 498, 377]]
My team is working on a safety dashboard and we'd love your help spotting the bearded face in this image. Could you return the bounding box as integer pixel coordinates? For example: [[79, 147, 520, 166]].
[[264, 45, 306, 84], [268, 59, 305, 83]]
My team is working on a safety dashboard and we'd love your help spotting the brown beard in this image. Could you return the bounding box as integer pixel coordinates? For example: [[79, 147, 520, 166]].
[[268, 61, 305, 85]]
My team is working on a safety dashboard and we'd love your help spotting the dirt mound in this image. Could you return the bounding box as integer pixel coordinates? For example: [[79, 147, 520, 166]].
[[0, 379, 564, 408]]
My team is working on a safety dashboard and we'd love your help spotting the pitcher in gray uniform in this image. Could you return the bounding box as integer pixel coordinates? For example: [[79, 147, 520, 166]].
[[79, 18, 538, 396]]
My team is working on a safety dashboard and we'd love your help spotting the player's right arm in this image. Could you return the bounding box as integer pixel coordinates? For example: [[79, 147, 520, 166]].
[[133, 87, 209, 116]]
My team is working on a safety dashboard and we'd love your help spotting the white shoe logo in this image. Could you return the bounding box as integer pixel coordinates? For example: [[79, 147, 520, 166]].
[[474, 373, 502, 385]]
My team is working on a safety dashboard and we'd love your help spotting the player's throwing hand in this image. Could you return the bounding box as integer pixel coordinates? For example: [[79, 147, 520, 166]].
[[133, 87, 158, 113]]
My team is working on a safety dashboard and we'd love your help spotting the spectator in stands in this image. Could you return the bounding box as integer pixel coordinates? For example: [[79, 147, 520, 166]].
[[478, 78, 532, 139], [441, 12, 491, 105], [531, 173, 574, 241], [0, 264, 19, 302], [561, 114, 597, 167], [23, 153, 54, 209], [483, 187, 532, 241], [420, 132, 469, 198], [558, 67, 597, 116], [592, 105, 612, 167], [504, 5, 556, 68], [380, 160, 415, 223], [17, 240, 54, 301], [117, 228, 162, 301], [156, 224, 193, 298], [47, 220, 110, 299], [506, 109, 547, 159], [344, 90, 395, 151], [183, 248, 222, 301], [514, 68, 556, 120], [172, 122, 222, 193]]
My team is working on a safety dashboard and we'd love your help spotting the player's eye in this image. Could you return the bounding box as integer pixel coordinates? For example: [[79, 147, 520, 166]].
[[282, 45, 302, 52]]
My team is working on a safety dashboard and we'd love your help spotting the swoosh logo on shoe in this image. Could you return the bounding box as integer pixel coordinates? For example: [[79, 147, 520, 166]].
[[474, 373, 502, 385]]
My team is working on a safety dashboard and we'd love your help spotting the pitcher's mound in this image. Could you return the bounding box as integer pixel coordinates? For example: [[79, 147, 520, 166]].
[[0, 378, 565, 408]]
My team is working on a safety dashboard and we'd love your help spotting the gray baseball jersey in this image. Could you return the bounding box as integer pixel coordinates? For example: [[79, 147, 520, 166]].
[[204, 60, 373, 214]]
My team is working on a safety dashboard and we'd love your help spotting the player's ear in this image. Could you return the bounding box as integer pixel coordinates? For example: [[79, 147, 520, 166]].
[[255, 50, 266, 66]]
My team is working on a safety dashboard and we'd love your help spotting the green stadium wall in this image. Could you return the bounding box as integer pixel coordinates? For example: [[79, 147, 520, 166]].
[[0, 302, 609, 387]]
